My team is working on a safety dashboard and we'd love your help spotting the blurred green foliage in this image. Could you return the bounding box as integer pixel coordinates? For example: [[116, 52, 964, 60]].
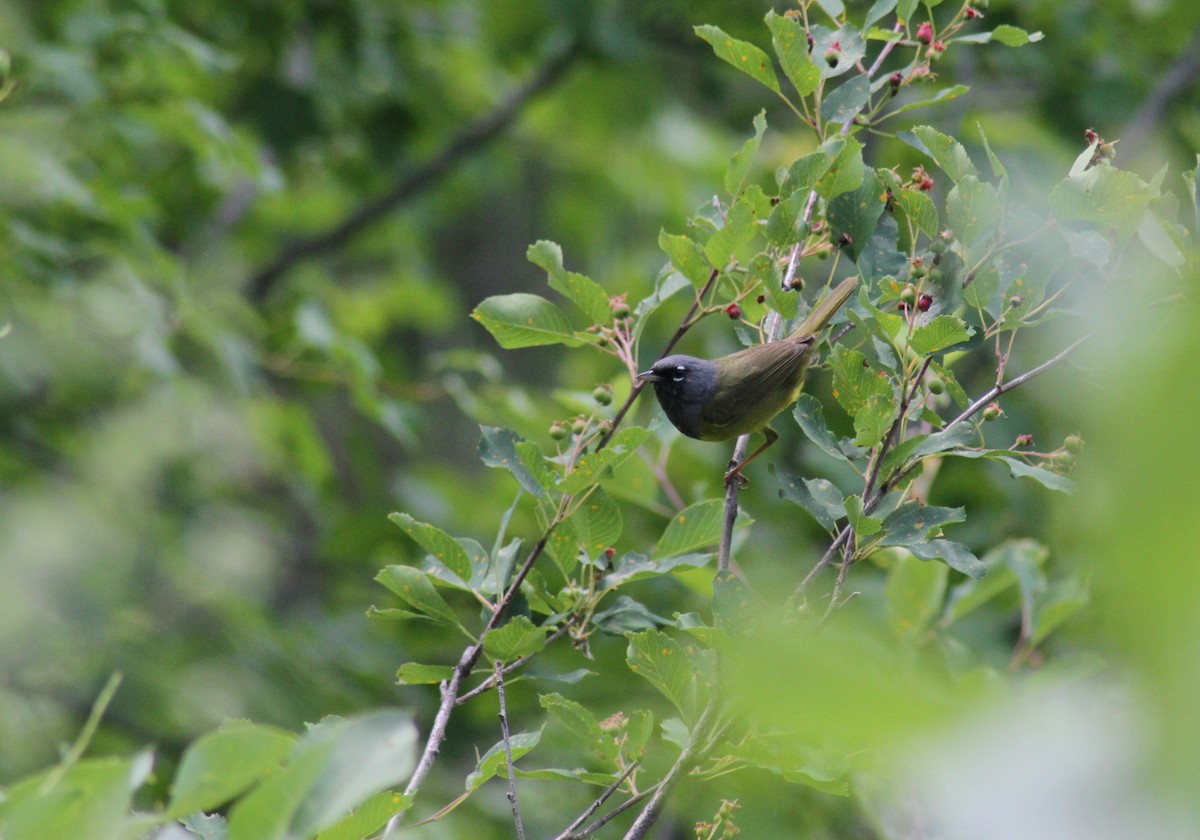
[[0, 0, 1198, 838]]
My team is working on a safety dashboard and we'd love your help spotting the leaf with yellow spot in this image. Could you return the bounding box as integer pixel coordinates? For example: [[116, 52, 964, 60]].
[[388, 512, 473, 582], [374, 564, 462, 628], [626, 628, 714, 723], [694, 25, 780, 94]]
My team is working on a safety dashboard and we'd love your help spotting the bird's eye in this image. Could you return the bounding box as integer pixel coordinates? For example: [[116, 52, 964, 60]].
[[672, 367, 686, 382]]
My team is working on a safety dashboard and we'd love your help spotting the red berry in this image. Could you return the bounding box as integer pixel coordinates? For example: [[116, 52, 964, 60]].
[[917, 293, 933, 312], [965, 6, 983, 19], [724, 303, 742, 320], [916, 21, 933, 44]]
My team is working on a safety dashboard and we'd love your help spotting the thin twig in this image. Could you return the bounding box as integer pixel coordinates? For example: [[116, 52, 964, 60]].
[[621, 700, 718, 840], [383, 532, 552, 836], [947, 334, 1090, 430], [496, 661, 526, 840], [248, 37, 582, 302], [456, 619, 576, 705], [553, 761, 641, 840]]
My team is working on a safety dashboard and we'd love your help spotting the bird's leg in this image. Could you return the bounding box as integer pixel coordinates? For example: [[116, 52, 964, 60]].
[[723, 426, 779, 487]]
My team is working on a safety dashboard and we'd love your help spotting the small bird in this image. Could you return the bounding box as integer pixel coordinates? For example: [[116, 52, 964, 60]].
[[637, 277, 857, 486]]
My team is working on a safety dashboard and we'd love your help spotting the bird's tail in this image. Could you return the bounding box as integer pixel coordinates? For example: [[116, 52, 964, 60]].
[[787, 276, 858, 339]]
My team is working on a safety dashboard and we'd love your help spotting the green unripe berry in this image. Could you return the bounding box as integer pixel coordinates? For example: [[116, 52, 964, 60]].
[[571, 418, 587, 435], [927, 377, 946, 395], [593, 384, 613, 406], [611, 299, 631, 319], [899, 285, 917, 306], [549, 421, 570, 441], [1064, 434, 1083, 454], [982, 402, 1002, 421]]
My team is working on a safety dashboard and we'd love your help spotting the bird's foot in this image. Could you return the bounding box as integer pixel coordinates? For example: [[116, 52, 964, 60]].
[[723, 466, 750, 488]]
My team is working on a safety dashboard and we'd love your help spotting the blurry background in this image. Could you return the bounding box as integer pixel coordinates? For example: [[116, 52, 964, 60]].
[[0, 0, 1197, 835]]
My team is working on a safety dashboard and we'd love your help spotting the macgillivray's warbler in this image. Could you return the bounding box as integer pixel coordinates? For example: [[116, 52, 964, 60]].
[[637, 276, 857, 486]]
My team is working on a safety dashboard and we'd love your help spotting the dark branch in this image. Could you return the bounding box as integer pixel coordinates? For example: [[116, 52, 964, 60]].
[[248, 36, 583, 303]]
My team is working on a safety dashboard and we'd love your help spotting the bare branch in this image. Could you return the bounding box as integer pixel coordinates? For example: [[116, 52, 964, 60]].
[[248, 37, 582, 302], [553, 761, 640, 840], [496, 661, 526, 840]]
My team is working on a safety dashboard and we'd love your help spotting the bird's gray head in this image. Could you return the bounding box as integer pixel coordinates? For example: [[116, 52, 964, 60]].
[[636, 354, 717, 439]]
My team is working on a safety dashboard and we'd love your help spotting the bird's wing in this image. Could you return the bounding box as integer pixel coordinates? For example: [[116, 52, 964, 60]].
[[697, 340, 809, 431]]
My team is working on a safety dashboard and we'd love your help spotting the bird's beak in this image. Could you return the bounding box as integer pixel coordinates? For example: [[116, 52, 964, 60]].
[[636, 370, 660, 383]]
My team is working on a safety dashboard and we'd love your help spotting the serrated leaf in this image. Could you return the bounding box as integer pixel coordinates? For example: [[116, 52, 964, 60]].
[[388, 512, 474, 582], [659, 229, 713, 287], [963, 262, 1000, 309], [765, 10, 821, 97], [883, 178, 939, 238], [374, 565, 462, 628], [906, 539, 985, 578], [814, 137, 865, 200], [593, 595, 668, 633], [793, 393, 849, 461], [169, 722, 296, 817], [810, 23, 866, 79], [483, 616, 548, 661], [558, 427, 651, 494], [1048, 164, 1156, 237], [885, 549, 948, 639], [750, 254, 798, 319], [566, 486, 623, 556], [726, 110, 767, 196], [695, 25, 780, 93], [777, 471, 845, 531], [626, 629, 712, 722], [829, 346, 894, 447], [654, 499, 741, 558], [946, 175, 1000, 246], [527, 240, 612, 325], [315, 789, 411, 840], [910, 126, 977, 182], [909, 314, 974, 355], [820, 74, 872, 125], [395, 663, 455, 685], [466, 730, 542, 791], [472, 293, 582, 348], [989, 24, 1044, 46], [539, 692, 603, 745], [704, 194, 761, 268], [828, 168, 886, 261]]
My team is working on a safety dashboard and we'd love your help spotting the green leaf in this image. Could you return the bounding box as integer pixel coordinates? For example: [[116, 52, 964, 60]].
[[946, 175, 1000, 246], [909, 314, 974, 355], [886, 84, 970, 116], [558, 427, 651, 493], [881, 504, 966, 546], [910, 126, 978, 182], [845, 494, 884, 538], [395, 663, 455, 685], [998, 456, 1075, 493], [472, 293, 582, 348], [388, 512, 474, 582], [704, 193, 761, 269], [654, 499, 741, 558], [814, 137, 865, 200], [750, 254, 798, 319], [1028, 576, 1088, 647], [777, 471, 845, 531], [885, 549, 948, 639], [820, 74, 872, 125], [725, 110, 767, 196], [879, 170, 939, 237], [793, 393, 849, 461], [897, 0, 920, 23], [828, 168, 886, 261], [765, 10, 820, 97], [374, 565, 462, 628], [0, 756, 151, 840], [694, 25, 780, 93], [228, 711, 417, 840], [527, 240, 612, 325], [169, 722, 296, 817], [963, 262, 1000, 309], [813, 0, 845, 20], [602, 551, 712, 587], [566, 486, 623, 556], [989, 24, 1044, 47], [593, 595, 668, 633], [941, 539, 1047, 625], [483, 615, 548, 661], [810, 24, 866, 79], [829, 345, 894, 447], [315, 789, 412, 840], [626, 628, 711, 721], [466, 730, 542, 790], [1048, 164, 1157, 237], [539, 692, 603, 746], [865, 0, 899, 27], [906, 539, 985, 578], [659, 229, 714, 287]]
